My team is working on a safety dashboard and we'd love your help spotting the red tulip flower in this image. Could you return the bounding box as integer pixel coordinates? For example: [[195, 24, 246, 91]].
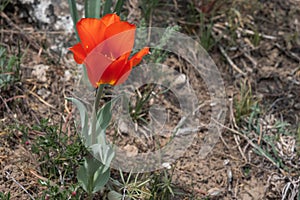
[[69, 14, 149, 87]]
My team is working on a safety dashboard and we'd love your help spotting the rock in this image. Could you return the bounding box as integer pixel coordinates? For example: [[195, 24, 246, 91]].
[[37, 88, 50, 99], [31, 64, 49, 82], [119, 120, 129, 134], [123, 144, 138, 157], [16, 0, 84, 33], [173, 73, 186, 86], [64, 70, 72, 82]]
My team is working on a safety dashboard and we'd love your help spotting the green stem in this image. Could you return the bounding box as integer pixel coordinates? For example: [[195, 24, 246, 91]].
[[91, 84, 104, 145]]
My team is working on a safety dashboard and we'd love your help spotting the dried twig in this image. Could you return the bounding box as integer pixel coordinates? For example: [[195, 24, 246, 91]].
[[218, 45, 247, 76], [5, 171, 35, 200], [212, 118, 286, 175], [233, 134, 248, 162], [0, 95, 12, 113], [27, 90, 55, 109], [236, 27, 277, 40], [0, 95, 26, 109], [275, 43, 300, 63]]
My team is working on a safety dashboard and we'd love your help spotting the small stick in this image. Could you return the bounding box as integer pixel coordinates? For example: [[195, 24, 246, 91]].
[[212, 118, 286, 175], [275, 43, 300, 63], [0, 95, 26, 109], [27, 90, 56, 109], [218, 45, 247, 76], [5, 171, 35, 200], [233, 134, 248, 162], [236, 27, 277, 40]]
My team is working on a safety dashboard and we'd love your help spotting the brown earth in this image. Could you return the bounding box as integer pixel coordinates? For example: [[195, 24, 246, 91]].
[[0, 0, 300, 199]]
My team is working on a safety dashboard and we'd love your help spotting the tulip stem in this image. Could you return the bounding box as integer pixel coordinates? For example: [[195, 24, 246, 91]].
[[91, 84, 104, 145]]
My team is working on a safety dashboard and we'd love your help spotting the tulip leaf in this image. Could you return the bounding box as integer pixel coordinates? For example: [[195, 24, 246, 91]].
[[95, 96, 120, 144], [107, 191, 123, 200], [77, 156, 110, 194], [68, 0, 80, 41], [90, 143, 115, 172], [92, 166, 110, 193], [85, 0, 102, 18], [66, 97, 90, 144], [97, 96, 120, 130], [114, 0, 124, 15]]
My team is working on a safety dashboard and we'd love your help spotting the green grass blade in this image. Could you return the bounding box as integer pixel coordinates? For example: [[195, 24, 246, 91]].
[[85, 0, 102, 18], [103, 0, 113, 15], [68, 0, 80, 41], [114, 0, 124, 15]]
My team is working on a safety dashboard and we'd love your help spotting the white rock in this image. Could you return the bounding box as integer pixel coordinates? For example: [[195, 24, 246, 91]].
[[31, 64, 49, 82]]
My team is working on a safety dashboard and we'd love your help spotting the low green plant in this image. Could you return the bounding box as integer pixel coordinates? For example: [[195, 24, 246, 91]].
[[198, 13, 216, 51], [0, 192, 10, 200], [15, 118, 87, 200], [234, 81, 257, 124], [148, 170, 176, 200], [76, 156, 110, 198], [28, 119, 87, 179], [0, 0, 10, 11], [240, 105, 298, 172], [0, 45, 20, 91], [39, 183, 82, 200], [109, 170, 152, 200], [140, 0, 160, 24], [251, 29, 261, 47], [108, 169, 185, 199]]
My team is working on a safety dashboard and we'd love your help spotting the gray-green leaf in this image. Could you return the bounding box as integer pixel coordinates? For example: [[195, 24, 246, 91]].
[[77, 156, 110, 194]]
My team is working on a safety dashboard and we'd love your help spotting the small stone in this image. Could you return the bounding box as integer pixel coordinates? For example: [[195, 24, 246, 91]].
[[173, 74, 186, 86], [207, 187, 222, 197], [162, 162, 171, 169], [37, 88, 50, 99], [32, 64, 49, 82], [123, 144, 138, 157], [64, 70, 72, 82], [119, 121, 129, 134], [294, 103, 300, 109]]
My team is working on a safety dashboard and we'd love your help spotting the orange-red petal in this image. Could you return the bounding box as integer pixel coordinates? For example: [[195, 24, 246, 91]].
[[84, 51, 113, 87], [70, 14, 149, 88], [104, 21, 136, 58], [129, 47, 150, 67], [69, 43, 86, 64], [76, 18, 106, 53], [97, 52, 131, 86], [100, 13, 120, 27], [114, 48, 150, 85]]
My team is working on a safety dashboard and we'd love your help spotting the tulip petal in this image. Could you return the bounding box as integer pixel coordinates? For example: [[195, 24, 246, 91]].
[[69, 43, 86, 64], [76, 18, 106, 53], [97, 53, 131, 86], [70, 14, 149, 88], [129, 47, 150, 67], [114, 67, 132, 86], [104, 21, 136, 58], [115, 48, 150, 85], [85, 51, 113, 87], [100, 13, 120, 26]]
